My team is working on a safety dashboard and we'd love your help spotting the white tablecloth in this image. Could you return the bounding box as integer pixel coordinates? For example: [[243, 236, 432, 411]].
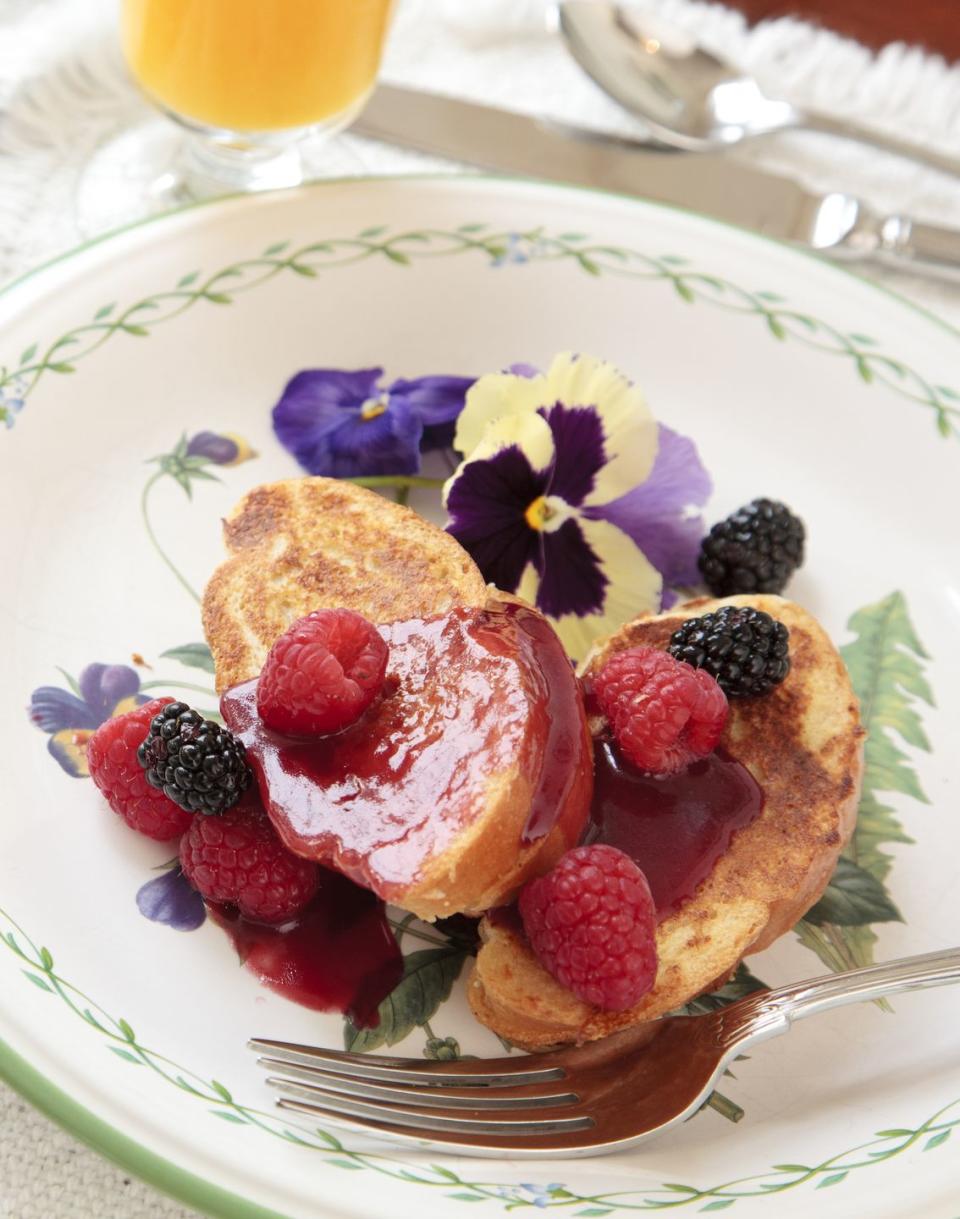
[[2, 0, 959, 1215]]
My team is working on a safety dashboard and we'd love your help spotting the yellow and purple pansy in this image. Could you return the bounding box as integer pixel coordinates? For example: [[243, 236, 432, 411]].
[[27, 663, 148, 778], [271, 368, 474, 477], [445, 353, 711, 658]]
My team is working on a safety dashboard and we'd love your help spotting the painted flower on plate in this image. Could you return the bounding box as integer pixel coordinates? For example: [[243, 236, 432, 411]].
[[136, 866, 206, 932], [27, 663, 147, 777], [0, 375, 26, 430], [445, 353, 711, 657], [185, 430, 256, 467], [272, 368, 473, 477]]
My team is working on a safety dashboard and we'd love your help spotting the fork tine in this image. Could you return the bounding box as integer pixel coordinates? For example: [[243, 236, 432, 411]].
[[261, 1063, 578, 1110], [272, 1082, 594, 1138], [249, 1037, 565, 1088]]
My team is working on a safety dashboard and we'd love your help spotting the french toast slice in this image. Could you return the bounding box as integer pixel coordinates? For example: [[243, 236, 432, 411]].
[[468, 595, 864, 1048], [205, 479, 593, 919], [203, 477, 489, 691]]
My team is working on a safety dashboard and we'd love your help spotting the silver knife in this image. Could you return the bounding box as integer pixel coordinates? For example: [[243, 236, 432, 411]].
[[353, 85, 960, 280]]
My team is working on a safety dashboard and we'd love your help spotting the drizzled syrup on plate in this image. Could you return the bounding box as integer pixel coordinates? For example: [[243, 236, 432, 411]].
[[206, 867, 402, 1027]]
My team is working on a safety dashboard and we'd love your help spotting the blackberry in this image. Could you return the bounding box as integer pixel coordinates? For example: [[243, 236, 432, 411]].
[[668, 605, 790, 698], [698, 499, 804, 596], [137, 702, 250, 816]]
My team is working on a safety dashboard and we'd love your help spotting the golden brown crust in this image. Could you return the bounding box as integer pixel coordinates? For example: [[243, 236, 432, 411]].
[[403, 711, 594, 918], [468, 595, 864, 1048], [203, 478, 489, 692]]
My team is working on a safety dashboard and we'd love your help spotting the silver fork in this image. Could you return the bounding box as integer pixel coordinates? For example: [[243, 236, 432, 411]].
[[251, 947, 960, 1158]]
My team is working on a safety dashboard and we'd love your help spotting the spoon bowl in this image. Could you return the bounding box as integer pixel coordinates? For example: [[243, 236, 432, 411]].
[[559, 1, 960, 175]]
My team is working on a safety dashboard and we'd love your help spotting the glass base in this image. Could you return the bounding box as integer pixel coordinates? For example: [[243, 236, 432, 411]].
[[75, 111, 370, 237]]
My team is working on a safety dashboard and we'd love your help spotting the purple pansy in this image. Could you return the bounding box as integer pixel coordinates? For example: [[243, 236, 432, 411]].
[[445, 353, 711, 658], [136, 867, 206, 932], [272, 368, 473, 478], [28, 663, 147, 777]]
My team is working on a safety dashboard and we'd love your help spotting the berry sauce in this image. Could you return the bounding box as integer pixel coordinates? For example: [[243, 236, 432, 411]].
[[584, 740, 764, 917], [221, 602, 590, 900], [206, 867, 403, 1027]]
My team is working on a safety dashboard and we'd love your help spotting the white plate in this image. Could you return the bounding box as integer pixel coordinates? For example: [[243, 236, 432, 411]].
[[1, 176, 957, 1219]]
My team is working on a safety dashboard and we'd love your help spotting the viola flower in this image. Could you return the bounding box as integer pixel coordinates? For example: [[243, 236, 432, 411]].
[[272, 368, 473, 477], [445, 353, 711, 658], [136, 866, 206, 932], [28, 663, 147, 777], [185, 430, 256, 466]]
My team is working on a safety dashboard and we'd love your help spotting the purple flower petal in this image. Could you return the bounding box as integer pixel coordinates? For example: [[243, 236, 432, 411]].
[[585, 425, 712, 586], [136, 869, 206, 931], [28, 686, 98, 733], [540, 401, 607, 508], [388, 375, 474, 452], [506, 362, 540, 378], [78, 664, 141, 724], [272, 367, 423, 477], [186, 431, 239, 465], [446, 444, 544, 593], [533, 519, 607, 618], [324, 397, 423, 477]]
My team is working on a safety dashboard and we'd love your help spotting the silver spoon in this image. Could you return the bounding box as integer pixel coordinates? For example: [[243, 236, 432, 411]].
[[559, 1, 960, 177]]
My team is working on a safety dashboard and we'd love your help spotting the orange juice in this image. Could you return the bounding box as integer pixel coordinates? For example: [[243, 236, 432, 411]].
[[121, 0, 393, 133]]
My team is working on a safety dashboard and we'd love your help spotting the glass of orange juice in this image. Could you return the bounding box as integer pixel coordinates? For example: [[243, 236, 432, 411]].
[[120, 0, 394, 195]]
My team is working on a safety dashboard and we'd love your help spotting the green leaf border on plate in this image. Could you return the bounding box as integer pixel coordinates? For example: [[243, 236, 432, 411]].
[[1, 224, 958, 441]]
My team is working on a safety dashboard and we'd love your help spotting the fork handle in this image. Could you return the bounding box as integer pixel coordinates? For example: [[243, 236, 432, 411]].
[[757, 946, 960, 1028]]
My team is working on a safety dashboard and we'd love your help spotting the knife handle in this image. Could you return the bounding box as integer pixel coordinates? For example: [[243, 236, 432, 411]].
[[873, 215, 960, 281]]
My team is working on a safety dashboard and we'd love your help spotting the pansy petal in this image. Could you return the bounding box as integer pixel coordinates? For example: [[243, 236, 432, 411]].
[[323, 396, 424, 477], [550, 517, 662, 660], [540, 400, 607, 507], [389, 375, 475, 453], [533, 518, 607, 620], [585, 425, 711, 586], [452, 371, 549, 457], [445, 409, 555, 505], [272, 368, 385, 474], [28, 686, 97, 733], [537, 354, 657, 506], [48, 728, 94, 777], [79, 664, 141, 724]]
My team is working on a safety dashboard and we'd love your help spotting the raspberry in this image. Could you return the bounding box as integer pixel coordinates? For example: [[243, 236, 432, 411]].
[[179, 796, 319, 924], [257, 609, 388, 736], [87, 698, 193, 841], [594, 646, 728, 776], [519, 844, 657, 1011]]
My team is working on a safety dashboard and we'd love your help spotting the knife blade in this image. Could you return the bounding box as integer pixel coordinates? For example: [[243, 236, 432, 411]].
[[353, 85, 960, 280]]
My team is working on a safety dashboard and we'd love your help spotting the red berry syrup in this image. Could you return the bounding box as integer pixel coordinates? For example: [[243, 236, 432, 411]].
[[584, 740, 765, 917], [207, 867, 403, 1027]]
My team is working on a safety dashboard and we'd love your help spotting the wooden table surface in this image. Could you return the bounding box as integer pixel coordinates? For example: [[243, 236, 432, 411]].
[[723, 0, 959, 60]]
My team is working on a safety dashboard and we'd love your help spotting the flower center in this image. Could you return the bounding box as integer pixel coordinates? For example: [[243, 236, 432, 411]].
[[360, 394, 389, 421], [525, 494, 568, 532]]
